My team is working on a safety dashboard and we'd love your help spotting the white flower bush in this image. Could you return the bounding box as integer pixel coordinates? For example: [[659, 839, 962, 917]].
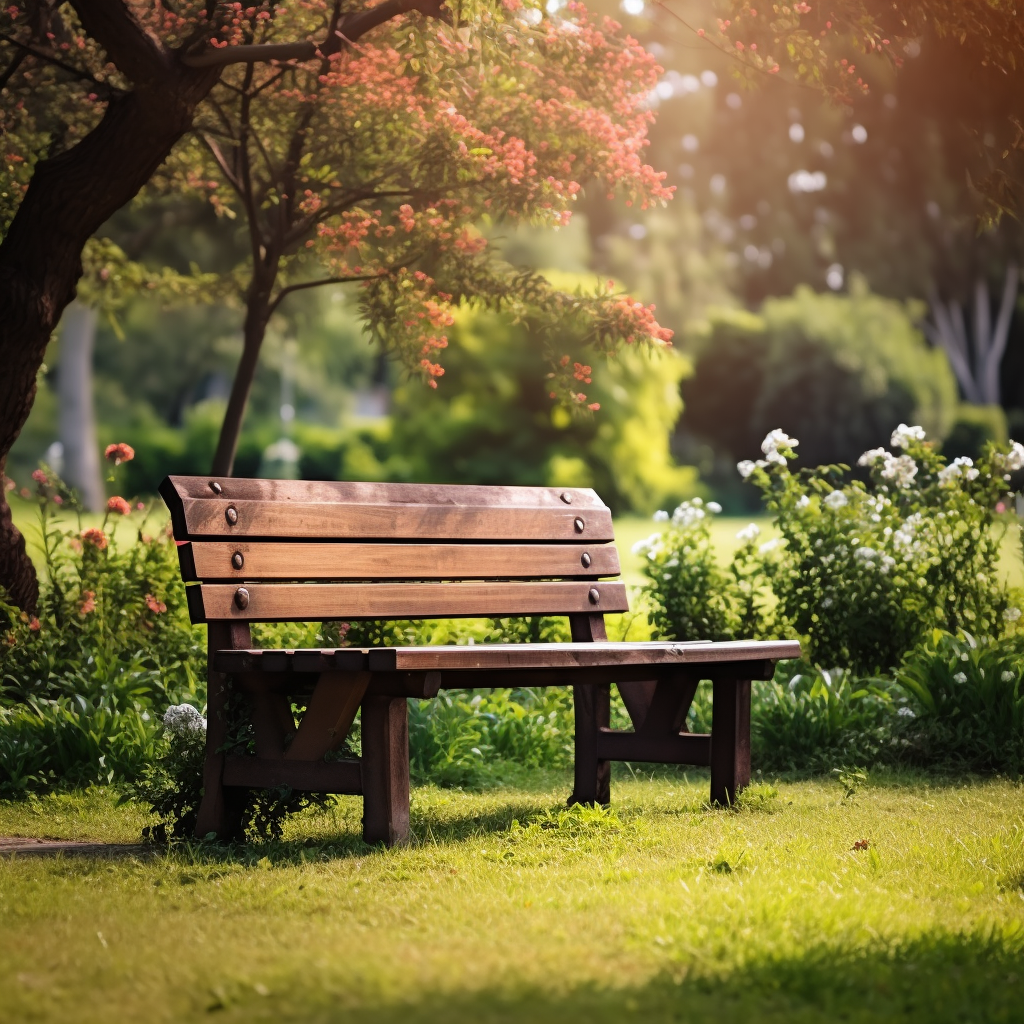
[[642, 425, 1024, 676]]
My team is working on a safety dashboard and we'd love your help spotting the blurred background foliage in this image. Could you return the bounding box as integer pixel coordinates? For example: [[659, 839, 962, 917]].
[[6, 0, 1024, 516]]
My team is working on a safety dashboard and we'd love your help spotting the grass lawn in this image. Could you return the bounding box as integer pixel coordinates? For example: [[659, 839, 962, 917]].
[[1, 770, 1022, 1023]]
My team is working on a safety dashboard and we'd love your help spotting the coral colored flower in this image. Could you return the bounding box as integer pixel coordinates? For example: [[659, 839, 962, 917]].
[[107, 496, 131, 515], [79, 590, 96, 615], [53, 495, 63, 505], [145, 594, 167, 615], [104, 443, 135, 465], [31, 469, 47, 484], [81, 527, 108, 550], [28, 617, 40, 632]]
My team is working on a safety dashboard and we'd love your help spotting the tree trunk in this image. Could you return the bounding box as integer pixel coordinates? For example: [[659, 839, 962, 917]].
[[211, 273, 276, 477], [0, 68, 219, 610], [57, 302, 105, 511]]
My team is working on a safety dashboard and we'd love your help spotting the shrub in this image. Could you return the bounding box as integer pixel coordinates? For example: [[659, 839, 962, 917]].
[[1, 462, 205, 796], [896, 631, 1024, 772], [640, 426, 1024, 677], [681, 284, 959, 471]]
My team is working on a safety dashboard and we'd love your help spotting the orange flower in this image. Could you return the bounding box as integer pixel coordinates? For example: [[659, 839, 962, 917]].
[[107, 496, 131, 515], [79, 590, 96, 615], [104, 443, 135, 465], [145, 594, 167, 614], [81, 527, 108, 550], [28, 616, 40, 632]]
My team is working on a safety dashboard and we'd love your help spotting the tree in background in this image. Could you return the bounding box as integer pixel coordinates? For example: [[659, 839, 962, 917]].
[[680, 282, 958, 505], [0, 0, 674, 609]]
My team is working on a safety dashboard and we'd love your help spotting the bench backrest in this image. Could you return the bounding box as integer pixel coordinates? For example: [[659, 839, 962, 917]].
[[160, 477, 627, 625]]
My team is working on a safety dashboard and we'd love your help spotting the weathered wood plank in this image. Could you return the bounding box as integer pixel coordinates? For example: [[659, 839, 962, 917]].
[[162, 476, 608, 509], [222, 755, 362, 793], [191, 581, 630, 623], [183, 541, 621, 582], [173, 497, 614, 543], [214, 648, 368, 674], [367, 639, 802, 672]]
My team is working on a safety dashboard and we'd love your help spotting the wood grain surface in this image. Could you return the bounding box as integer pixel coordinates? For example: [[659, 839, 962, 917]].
[[183, 541, 621, 581], [191, 580, 630, 622]]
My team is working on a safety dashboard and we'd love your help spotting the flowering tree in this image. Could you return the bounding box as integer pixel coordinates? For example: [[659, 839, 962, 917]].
[[163, 2, 675, 473], [0, 0, 671, 608]]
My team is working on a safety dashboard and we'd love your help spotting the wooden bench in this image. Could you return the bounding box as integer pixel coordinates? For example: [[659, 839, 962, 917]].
[[160, 476, 800, 845]]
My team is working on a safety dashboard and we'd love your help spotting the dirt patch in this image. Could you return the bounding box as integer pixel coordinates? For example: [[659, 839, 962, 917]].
[[0, 836, 150, 857]]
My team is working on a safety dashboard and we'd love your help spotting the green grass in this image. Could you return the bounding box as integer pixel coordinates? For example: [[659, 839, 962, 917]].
[[1, 770, 1022, 1023]]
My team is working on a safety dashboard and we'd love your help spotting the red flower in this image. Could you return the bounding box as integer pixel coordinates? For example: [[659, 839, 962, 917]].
[[81, 527, 108, 550], [28, 617, 40, 632], [107, 496, 131, 516], [31, 469, 47, 484], [104, 443, 135, 465], [145, 594, 167, 615], [79, 590, 96, 615]]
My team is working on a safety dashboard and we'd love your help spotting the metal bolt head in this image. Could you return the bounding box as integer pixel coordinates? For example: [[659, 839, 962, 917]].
[[560, 491, 573, 504], [580, 552, 592, 569], [231, 551, 244, 570], [588, 587, 600, 605], [574, 517, 585, 533], [209, 481, 223, 494], [225, 506, 238, 525], [234, 587, 250, 610]]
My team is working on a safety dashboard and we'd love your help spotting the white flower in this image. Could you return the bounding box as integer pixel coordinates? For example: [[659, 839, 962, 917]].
[[759, 537, 780, 554], [796, 494, 810, 509], [879, 555, 896, 573], [1001, 670, 1016, 682], [163, 704, 206, 736], [1003, 606, 1022, 622], [632, 532, 663, 557], [736, 522, 761, 543], [897, 706, 916, 718], [1001, 440, 1024, 472], [823, 490, 848, 510], [890, 423, 926, 448], [821, 597, 834, 609], [938, 457, 980, 488], [879, 454, 918, 488], [953, 671, 967, 684], [760, 428, 799, 466], [706, 501, 723, 513], [653, 509, 669, 522], [737, 459, 756, 479], [854, 546, 877, 561], [672, 501, 706, 528], [857, 447, 891, 467]]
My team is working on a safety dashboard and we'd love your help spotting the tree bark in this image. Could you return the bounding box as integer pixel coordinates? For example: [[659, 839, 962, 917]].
[[211, 270, 277, 477], [57, 301, 105, 511], [0, 58, 219, 608]]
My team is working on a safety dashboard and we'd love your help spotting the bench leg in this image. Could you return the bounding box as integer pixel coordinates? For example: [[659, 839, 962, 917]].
[[195, 670, 245, 841], [710, 677, 752, 806], [570, 682, 611, 806], [361, 695, 410, 847]]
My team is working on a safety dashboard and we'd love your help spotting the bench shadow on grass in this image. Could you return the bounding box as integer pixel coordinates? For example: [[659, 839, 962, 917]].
[[248, 929, 1024, 1024]]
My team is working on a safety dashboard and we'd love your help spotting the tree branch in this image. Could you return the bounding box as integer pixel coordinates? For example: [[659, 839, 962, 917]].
[[181, 0, 451, 68], [0, 32, 123, 93], [267, 272, 387, 317], [67, 0, 173, 86]]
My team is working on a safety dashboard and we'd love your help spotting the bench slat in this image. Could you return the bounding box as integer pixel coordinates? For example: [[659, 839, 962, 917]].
[[182, 541, 620, 582], [189, 580, 630, 623], [173, 497, 614, 542], [366, 640, 802, 671], [163, 476, 608, 508]]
